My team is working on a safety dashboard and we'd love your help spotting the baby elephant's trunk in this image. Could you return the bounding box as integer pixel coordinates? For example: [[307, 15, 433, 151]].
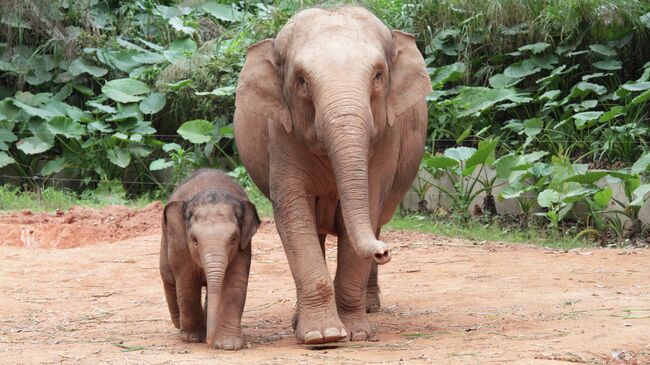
[[203, 252, 227, 346]]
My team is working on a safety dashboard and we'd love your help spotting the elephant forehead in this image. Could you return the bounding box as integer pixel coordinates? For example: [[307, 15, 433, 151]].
[[283, 7, 390, 49], [187, 203, 238, 224], [288, 6, 389, 36], [295, 39, 384, 71]]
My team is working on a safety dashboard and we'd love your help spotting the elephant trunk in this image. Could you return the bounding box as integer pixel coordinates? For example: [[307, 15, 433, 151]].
[[324, 113, 390, 264], [203, 252, 228, 345]]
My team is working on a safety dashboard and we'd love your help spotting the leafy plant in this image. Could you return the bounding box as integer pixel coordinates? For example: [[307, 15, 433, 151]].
[[422, 140, 500, 219]]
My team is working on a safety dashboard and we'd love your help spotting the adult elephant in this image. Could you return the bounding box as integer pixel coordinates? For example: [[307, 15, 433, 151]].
[[234, 6, 431, 344]]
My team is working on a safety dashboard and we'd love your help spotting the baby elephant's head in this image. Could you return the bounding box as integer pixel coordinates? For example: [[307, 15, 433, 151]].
[[163, 191, 260, 272]]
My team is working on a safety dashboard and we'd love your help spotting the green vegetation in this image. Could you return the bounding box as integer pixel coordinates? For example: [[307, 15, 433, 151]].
[[0, 184, 155, 211], [0, 0, 649, 246], [386, 213, 582, 249]]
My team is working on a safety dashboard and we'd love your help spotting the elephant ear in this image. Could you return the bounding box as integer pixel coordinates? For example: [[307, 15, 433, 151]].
[[387, 30, 433, 126], [239, 201, 260, 250], [163, 201, 187, 248], [235, 39, 292, 133]]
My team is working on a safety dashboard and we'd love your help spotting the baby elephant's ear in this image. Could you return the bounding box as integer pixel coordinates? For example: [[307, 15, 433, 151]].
[[239, 201, 260, 250], [163, 201, 187, 248]]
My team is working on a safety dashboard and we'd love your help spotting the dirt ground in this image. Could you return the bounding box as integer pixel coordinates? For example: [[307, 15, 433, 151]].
[[1, 206, 650, 364]]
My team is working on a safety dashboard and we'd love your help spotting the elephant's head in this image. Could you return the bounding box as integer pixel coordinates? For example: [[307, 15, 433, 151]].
[[163, 191, 259, 345], [236, 6, 431, 264]]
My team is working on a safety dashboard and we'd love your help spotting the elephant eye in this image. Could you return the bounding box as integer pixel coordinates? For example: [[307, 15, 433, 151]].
[[296, 74, 310, 98], [297, 75, 307, 87], [374, 70, 382, 81]]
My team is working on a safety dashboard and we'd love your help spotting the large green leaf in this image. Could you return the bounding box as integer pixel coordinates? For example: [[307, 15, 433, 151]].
[[95, 49, 145, 73], [164, 38, 197, 63], [621, 81, 650, 92], [149, 158, 174, 171], [630, 184, 650, 206], [573, 111, 604, 129], [464, 139, 498, 175], [41, 157, 66, 175], [69, 58, 108, 77], [631, 153, 650, 174], [47, 116, 84, 138], [102, 78, 150, 103], [139, 92, 166, 114], [563, 171, 609, 184], [430, 62, 465, 87], [523, 118, 543, 137], [593, 59, 622, 71], [631, 89, 650, 105], [504, 59, 541, 78], [107, 147, 131, 168], [640, 12, 650, 29], [163, 142, 181, 152], [518, 42, 550, 54], [16, 136, 53, 154], [455, 87, 529, 117], [531, 53, 558, 70], [589, 44, 617, 57], [177, 119, 214, 143], [488, 73, 522, 88], [424, 155, 458, 170], [0, 151, 15, 168], [641, 12, 650, 29], [202, 3, 242, 22], [599, 106, 626, 122], [537, 189, 561, 208], [169, 17, 196, 35], [11, 99, 58, 119], [87, 100, 117, 114], [444, 146, 476, 163], [572, 82, 607, 97], [593, 187, 612, 208], [88, 121, 113, 133]]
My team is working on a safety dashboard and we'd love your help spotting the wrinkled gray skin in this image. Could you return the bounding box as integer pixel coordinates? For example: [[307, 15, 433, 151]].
[[234, 6, 431, 344], [159, 169, 260, 350]]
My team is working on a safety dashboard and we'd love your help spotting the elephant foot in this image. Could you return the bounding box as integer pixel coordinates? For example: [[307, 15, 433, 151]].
[[365, 291, 381, 313], [293, 310, 348, 344], [180, 329, 205, 343], [211, 334, 243, 350], [339, 311, 373, 341]]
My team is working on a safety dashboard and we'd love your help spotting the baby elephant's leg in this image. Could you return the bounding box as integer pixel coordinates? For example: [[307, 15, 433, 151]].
[[211, 246, 251, 350], [176, 271, 205, 343]]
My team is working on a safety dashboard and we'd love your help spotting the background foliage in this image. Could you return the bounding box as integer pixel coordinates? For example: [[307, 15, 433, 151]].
[[0, 0, 649, 243]]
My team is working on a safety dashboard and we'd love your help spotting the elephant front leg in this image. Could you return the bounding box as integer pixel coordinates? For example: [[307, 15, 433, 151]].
[[334, 213, 373, 341], [176, 273, 205, 343], [334, 237, 373, 340], [212, 246, 252, 350], [272, 180, 347, 344]]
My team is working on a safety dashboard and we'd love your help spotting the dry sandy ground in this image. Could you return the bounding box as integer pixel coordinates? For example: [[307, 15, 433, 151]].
[[1, 207, 650, 364]]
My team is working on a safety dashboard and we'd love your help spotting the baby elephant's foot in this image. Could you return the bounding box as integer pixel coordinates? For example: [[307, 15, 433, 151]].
[[339, 311, 373, 341], [212, 334, 243, 350], [294, 311, 348, 344], [180, 329, 205, 343]]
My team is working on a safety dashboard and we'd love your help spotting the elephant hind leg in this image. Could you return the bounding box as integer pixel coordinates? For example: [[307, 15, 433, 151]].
[[365, 227, 381, 313], [365, 261, 381, 313], [318, 234, 327, 261]]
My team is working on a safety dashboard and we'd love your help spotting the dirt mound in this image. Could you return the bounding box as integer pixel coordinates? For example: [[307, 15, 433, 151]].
[[0, 202, 163, 248]]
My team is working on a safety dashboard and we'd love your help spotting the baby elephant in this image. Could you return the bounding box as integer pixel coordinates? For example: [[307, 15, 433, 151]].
[[159, 169, 260, 350]]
